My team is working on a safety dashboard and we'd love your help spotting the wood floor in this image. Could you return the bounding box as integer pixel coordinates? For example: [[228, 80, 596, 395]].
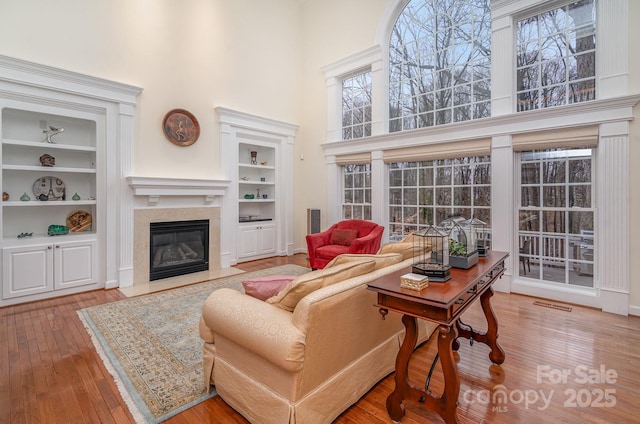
[[2, 253, 639, 424]]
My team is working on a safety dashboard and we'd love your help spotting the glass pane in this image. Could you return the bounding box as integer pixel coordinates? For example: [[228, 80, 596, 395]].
[[404, 168, 418, 186], [435, 207, 451, 224], [436, 166, 452, 185], [453, 165, 472, 185], [569, 158, 591, 183], [521, 186, 540, 207], [543, 186, 565, 207], [521, 162, 540, 184], [543, 262, 565, 284], [568, 211, 594, 234], [543, 160, 565, 183], [354, 189, 363, 204], [403, 188, 417, 205], [474, 208, 491, 227], [569, 185, 591, 208], [436, 187, 451, 205], [363, 205, 371, 220], [454, 187, 471, 206], [389, 206, 403, 224], [343, 205, 352, 219], [389, 169, 403, 186], [353, 206, 363, 220], [419, 167, 434, 186], [543, 211, 565, 233], [419, 207, 434, 225], [344, 173, 353, 188], [389, 188, 402, 205], [474, 164, 491, 184], [569, 263, 593, 287], [404, 206, 417, 224], [519, 210, 539, 231], [474, 186, 491, 206], [344, 189, 353, 203], [419, 187, 434, 205]]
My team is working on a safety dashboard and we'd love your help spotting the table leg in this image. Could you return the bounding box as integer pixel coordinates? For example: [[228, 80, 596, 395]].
[[386, 314, 417, 422], [387, 315, 461, 424], [454, 287, 505, 365], [481, 286, 505, 364]]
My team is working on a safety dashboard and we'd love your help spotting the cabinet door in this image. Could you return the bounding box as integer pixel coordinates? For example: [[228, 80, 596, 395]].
[[258, 224, 276, 255], [238, 226, 259, 259], [53, 240, 97, 290], [2, 244, 53, 299]]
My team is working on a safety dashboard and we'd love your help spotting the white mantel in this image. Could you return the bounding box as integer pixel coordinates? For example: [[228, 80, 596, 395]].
[[127, 176, 230, 206]]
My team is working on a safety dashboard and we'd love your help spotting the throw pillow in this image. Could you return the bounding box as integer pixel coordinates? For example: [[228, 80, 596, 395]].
[[266, 259, 376, 311], [329, 228, 359, 246], [242, 275, 297, 301], [325, 252, 404, 270]]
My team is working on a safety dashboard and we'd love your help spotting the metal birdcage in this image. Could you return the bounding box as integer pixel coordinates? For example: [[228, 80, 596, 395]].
[[463, 217, 489, 257], [412, 225, 451, 282]]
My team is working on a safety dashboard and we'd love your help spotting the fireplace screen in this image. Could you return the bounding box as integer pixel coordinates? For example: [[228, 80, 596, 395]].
[[150, 219, 209, 281]]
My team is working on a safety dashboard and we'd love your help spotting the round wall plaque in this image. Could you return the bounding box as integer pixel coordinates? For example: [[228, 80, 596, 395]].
[[162, 108, 200, 146]]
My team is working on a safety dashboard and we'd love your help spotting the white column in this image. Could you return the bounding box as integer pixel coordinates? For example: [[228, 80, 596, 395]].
[[370, 150, 386, 237], [490, 14, 514, 116], [598, 122, 630, 315], [325, 155, 341, 225], [490, 135, 514, 292], [598, 0, 629, 98], [116, 103, 136, 288]]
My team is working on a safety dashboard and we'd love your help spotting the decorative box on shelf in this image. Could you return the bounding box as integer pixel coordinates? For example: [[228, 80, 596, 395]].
[[400, 272, 429, 291]]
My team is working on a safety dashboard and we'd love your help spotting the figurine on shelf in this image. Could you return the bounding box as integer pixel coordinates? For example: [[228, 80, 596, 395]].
[[260, 161, 268, 166], [42, 126, 64, 143], [2, 192, 8, 201], [47, 225, 69, 236], [17, 232, 33, 239], [250, 150, 257, 165], [39, 153, 55, 167]]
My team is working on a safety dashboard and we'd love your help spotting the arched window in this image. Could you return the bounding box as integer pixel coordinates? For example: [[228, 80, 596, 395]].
[[389, 0, 491, 132]]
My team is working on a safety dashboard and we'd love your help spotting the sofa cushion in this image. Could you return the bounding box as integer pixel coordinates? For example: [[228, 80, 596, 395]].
[[266, 259, 376, 311], [242, 275, 297, 301], [329, 228, 358, 246], [325, 252, 404, 271], [315, 244, 350, 259]]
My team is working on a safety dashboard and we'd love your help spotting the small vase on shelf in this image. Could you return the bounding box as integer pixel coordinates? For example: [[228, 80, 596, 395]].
[[20, 192, 30, 201], [72, 193, 81, 201]]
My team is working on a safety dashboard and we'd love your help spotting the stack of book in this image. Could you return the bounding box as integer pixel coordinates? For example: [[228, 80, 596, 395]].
[[400, 272, 429, 291]]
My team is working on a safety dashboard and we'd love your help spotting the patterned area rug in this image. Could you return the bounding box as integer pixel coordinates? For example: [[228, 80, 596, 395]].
[[78, 264, 309, 423]]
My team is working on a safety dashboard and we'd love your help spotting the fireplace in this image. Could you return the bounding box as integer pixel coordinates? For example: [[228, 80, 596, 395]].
[[149, 219, 209, 281]]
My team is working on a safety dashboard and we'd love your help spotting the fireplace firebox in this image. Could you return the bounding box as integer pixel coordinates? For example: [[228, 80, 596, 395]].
[[149, 219, 209, 281]]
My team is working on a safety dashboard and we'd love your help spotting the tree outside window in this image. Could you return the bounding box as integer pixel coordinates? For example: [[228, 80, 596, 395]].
[[516, 0, 596, 111], [389, 0, 491, 132]]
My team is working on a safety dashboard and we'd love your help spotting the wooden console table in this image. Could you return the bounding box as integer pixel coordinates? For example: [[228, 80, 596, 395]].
[[367, 251, 509, 424]]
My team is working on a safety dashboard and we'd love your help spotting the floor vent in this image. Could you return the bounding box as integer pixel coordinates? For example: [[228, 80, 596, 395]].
[[533, 300, 572, 312]]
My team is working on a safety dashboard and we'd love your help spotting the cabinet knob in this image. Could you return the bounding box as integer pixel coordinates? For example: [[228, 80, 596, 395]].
[[48, 246, 52, 249], [55, 245, 60, 248]]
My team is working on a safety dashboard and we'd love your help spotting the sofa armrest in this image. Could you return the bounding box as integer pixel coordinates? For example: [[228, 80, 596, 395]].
[[202, 288, 306, 372]]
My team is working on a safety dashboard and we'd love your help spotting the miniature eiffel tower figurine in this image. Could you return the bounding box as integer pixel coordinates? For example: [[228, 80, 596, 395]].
[[42, 126, 64, 143]]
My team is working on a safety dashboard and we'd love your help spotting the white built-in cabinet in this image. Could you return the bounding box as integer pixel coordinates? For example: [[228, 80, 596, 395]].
[[1, 106, 100, 301], [0, 54, 141, 306], [217, 107, 296, 265]]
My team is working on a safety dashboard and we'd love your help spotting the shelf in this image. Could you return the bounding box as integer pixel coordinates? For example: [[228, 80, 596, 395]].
[[239, 180, 274, 185], [2, 164, 96, 173], [239, 199, 275, 203], [2, 231, 96, 245], [2, 138, 96, 152], [239, 218, 273, 223], [239, 163, 275, 170], [2, 200, 97, 207]]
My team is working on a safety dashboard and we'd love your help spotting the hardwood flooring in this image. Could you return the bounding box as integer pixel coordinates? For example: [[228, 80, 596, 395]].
[[2, 253, 639, 423]]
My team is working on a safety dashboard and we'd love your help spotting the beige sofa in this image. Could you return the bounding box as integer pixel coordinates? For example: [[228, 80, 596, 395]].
[[199, 244, 437, 424]]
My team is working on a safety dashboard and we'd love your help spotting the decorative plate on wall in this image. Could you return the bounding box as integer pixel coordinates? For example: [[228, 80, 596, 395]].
[[162, 108, 200, 146], [67, 210, 92, 232]]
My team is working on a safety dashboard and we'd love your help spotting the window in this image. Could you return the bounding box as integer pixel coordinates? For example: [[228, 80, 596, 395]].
[[342, 164, 371, 219], [342, 72, 372, 140], [518, 148, 595, 287], [388, 156, 491, 241], [516, 0, 596, 112], [389, 0, 491, 132]]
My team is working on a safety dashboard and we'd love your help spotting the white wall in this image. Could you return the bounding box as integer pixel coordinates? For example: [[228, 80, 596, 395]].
[[0, 0, 303, 180]]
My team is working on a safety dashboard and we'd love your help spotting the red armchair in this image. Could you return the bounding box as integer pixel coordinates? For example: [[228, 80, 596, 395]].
[[306, 219, 384, 269]]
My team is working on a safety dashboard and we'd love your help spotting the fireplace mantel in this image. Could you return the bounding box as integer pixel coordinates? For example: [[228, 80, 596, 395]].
[[127, 176, 230, 206]]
